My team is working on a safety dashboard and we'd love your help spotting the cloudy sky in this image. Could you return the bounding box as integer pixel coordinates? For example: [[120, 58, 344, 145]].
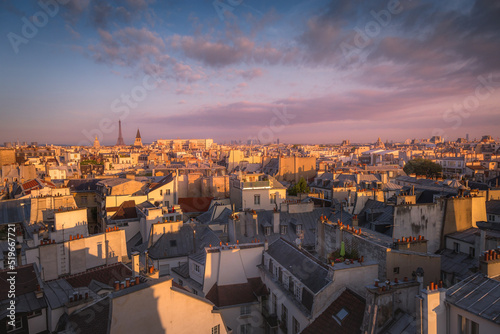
[[1, 0, 499, 145]]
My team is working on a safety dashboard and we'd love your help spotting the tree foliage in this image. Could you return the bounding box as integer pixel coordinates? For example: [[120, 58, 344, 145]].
[[403, 158, 442, 178], [288, 177, 310, 195]]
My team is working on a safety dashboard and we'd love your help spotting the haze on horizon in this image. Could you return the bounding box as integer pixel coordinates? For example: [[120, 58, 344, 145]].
[[1, 0, 499, 146]]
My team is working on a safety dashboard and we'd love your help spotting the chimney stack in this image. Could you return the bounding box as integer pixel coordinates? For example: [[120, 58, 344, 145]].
[[132, 251, 140, 277], [273, 209, 280, 234]]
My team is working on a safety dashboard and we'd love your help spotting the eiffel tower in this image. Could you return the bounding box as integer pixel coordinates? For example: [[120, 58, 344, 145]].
[[116, 120, 125, 146]]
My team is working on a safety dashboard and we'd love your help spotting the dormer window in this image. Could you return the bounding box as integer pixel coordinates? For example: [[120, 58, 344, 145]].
[[265, 226, 271, 236], [333, 308, 349, 324], [280, 225, 287, 235], [296, 224, 302, 234]]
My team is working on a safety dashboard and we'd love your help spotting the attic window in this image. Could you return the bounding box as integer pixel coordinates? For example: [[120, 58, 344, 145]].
[[280, 225, 287, 235], [333, 308, 349, 324], [265, 226, 271, 236], [170, 240, 177, 247]]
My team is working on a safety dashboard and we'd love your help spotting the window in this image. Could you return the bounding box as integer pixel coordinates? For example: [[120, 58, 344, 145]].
[[160, 190, 163, 196], [334, 308, 349, 323], [454, 242, 460, 253], [281, 304, 288, 331], [6, 316, 22, 332], [296, 224, 302, 234], [289, 278, 294, 294], [294, 285, 302, 300], [194, 264, 200, 273], [270, 193, 276, 204], [170, 240, 177, 247], [393, 267, 400, 274], [458, 315, 479, 334], [265, 226, 271, 236], [292, 317, 300, 334], [272, 293, 277, 315], [254, 195, 260, 205], [192, 289, 198, 295], [281, 225, 287, 235], [469, 247, 475, 258], [166, 189, 171, 195], [240, 324, 251, 334], [178, 279, 183, 286], [211, 324, 220, 334], [240, 305, 251, 316]]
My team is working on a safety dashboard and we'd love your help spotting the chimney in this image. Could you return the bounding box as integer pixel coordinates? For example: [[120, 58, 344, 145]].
[[273, 209, 280, 234], [125, 278, 130, 288], [135, 276, 140, 285], [480, 250, 500, 278], [228, 214, 237, 243], [352, 215, 358, 227], [132, 251, 140, 277]]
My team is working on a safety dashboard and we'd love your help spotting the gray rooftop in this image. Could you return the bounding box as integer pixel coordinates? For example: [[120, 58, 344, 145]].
[[446, 273, 500, 324], [266, 238, 331, 294]]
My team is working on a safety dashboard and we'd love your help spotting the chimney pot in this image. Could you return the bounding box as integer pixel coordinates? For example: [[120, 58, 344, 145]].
[[78, 294, 83, 300], [125, 278, 130, 288], [404, 277, 408, 282], [135, 276, 140, 285], [394, 278, 398, 283], [114, 281, 120, 291], [85, 292, 89, 299], [374, 279, 379, 287], [120, 283, 125, 290]]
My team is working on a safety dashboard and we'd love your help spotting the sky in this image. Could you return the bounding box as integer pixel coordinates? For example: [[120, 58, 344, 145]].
[[1, 0, 499, 146]]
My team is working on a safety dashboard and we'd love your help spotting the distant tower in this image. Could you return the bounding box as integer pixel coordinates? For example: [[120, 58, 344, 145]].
[[116, 120, 125, 146], [93, 136, 100, 148], [134, 129, 143, 147]]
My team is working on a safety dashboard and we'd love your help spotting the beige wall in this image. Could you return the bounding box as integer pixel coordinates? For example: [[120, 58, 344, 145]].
[[110, 279, 228, 334]]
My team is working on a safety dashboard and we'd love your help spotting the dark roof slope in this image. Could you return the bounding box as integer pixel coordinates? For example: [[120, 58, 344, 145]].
[[178, 197, 213, 213], [486, 200, 500, 215], [302, 289, 365, 334], [63, 263, 134, 288], [66, 296, 111, 334], [110, 200, 138, 220], [205, 277, 266, 307], [267, 238, 330, 294]]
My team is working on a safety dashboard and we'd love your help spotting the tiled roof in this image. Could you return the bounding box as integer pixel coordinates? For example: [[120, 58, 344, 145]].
[[302, 289, 365, 334], [110, 200, 137, 220], [0, 264, 39, 296], [205, 277, 265, 307], [62, 263, 135, 288], [178, 197, 213, 213]]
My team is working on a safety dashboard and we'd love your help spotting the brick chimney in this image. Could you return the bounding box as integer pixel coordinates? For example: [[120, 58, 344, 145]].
[[480, 249, 500, 278]]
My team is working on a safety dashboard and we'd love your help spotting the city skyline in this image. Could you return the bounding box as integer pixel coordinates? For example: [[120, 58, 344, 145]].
[[1, 0, 500, 145]]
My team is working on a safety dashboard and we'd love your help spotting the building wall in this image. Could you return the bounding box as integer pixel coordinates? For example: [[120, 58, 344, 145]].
[[27, 307, 47, 333], [109, 279, 228, 334], [442, 196, 486, 236], [393, 201, 446, 253], [448, 304, 500, 334], [26, 229, 128, 280], [0, 148, 16, 166], [317, 221, 441, 286], [277, 156, 316, 183]]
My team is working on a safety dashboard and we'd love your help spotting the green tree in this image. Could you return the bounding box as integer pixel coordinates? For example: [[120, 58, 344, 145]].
[[403, 158, 442, 178], [288, 177, 310, 195]]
